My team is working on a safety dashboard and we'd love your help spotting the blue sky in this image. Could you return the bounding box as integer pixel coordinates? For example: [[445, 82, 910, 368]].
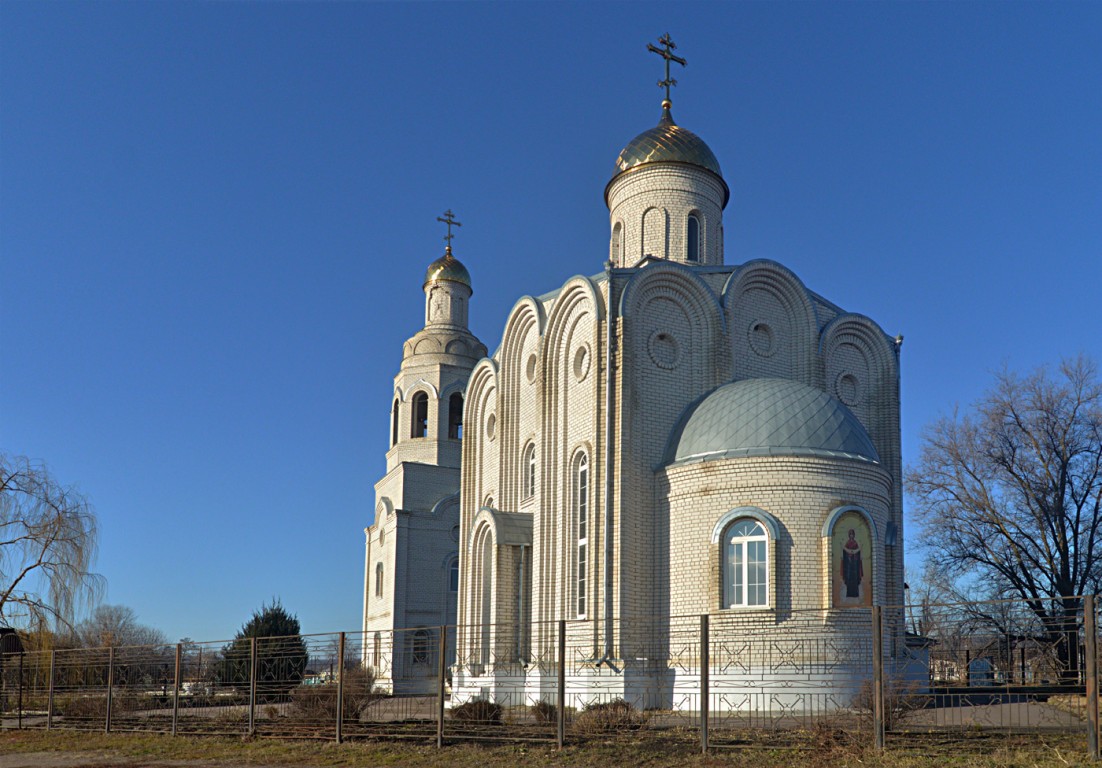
[[2, 1, 1099, 643]]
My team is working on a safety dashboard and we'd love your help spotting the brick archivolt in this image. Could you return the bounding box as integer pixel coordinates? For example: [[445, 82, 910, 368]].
[[499, 298, 544, 510], [538, 278, 601, 626], [724, 260, 820, 387]]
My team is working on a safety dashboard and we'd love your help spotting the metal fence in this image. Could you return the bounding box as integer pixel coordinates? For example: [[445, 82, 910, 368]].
[[1, 596, 1099, 756]]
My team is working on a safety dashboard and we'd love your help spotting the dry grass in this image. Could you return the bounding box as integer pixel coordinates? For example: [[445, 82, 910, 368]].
[[1046, 694, 1089, 722], [0, 728, 1094, 767]]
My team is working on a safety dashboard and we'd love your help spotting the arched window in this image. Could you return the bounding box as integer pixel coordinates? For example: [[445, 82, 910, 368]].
[[522, 443, 536, 498], [449, 559, 459, 592], [412, 629, 431, 665], [479, 532, 492, 665], [391, 399, 400, 446], [448, 392, 464, 439], [411, 392, 428, 438], [372, 632, 381, 669], [611, 221, 623, 266], [575, 453, 589, 618], [724, 519, 768, 608], [375, 562, 384, 598], [687, 215, 700, 262]]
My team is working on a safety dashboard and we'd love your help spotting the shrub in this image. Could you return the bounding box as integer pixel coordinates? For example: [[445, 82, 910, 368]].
[[450, 698, 502, 723], [852, 678, 921, 732], [56, 694, 107, 719], [288, 666, 377, 722], [530, 699, 556, 724], [573, 698, 647, 733]]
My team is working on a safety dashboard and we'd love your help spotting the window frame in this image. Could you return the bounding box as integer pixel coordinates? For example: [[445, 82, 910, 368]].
[[722, 519, 769, 609], [687, 214, 701, 262], [375, 562, 384, 598], [410, 391, 429, 438], [411, 628, 431, 665], [575, 453, 589, 619], [391, 398, 400, 446], [521, 442, 537, 499], [447, 392, 464, 439]]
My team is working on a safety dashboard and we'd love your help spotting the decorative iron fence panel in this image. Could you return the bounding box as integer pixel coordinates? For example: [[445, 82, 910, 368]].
[[1, 597, 1097, 755]]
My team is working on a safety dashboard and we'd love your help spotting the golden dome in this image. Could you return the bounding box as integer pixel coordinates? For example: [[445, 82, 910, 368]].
[[424, 247, 472, 290], [609, 104, 728, 204]]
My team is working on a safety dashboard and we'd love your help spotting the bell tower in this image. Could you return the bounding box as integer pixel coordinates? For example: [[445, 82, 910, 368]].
[[363, 212, 487, 694]]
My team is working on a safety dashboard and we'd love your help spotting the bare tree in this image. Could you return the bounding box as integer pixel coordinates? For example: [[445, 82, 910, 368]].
[[74, 604, 167, 648], [907, 356, 1102, 678], [0, 454, 104, 631]]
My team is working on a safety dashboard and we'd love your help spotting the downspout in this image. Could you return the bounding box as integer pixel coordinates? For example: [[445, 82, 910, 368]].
[[517, 544, 527, 663], [601, 261, 618, 669]]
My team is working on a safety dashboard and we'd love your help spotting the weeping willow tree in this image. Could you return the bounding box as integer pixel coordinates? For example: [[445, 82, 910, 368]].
[[0, 453, 104, 634]]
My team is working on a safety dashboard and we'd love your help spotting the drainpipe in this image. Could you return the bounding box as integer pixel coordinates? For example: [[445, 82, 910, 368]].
[[602, 261, 617, 668], [517, 544, 527, 663]]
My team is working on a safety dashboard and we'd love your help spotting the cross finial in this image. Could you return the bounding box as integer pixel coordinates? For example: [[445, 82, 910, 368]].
[[436, 209, 462, 253], [647, 33, 687, 105]]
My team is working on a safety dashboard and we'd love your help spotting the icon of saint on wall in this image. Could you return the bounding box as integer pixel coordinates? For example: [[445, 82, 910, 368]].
[[832, 511, 872, 608], [841, 529, 863, 599]]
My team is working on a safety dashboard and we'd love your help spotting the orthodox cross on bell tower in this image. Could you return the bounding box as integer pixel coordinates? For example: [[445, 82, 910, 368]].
[[647, 33, 687, 105], [437, 209, 462, 254]]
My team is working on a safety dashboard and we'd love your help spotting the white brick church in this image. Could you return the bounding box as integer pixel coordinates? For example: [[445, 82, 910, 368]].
[[364, 43, 905, 708]]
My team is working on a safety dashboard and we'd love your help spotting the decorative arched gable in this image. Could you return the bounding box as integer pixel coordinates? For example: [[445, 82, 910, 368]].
[[723, 260, 820, 386], [820, 313, 898, 455], [620, 262, 726, 414], [460, 358, 500, 593], [539, 276, 602, 624], [430, 492, 460, 517], [499, 297, 545, 508]]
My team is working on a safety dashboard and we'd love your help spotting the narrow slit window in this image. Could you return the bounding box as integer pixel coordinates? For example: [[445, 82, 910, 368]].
[[391, 399, 400, 447], [576, 454, 589, 618], [687, 215, 700, 262], [411, 392, 428, 438], [448, 393, 464, 439], [522, 443, 537, 498]]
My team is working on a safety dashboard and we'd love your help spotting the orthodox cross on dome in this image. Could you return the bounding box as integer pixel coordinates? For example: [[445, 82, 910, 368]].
[[437, 209, 462, 252], [647, 33, 686, 105]]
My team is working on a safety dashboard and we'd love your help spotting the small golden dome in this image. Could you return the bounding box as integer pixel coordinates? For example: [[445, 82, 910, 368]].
[[424, 247, 472, 290]]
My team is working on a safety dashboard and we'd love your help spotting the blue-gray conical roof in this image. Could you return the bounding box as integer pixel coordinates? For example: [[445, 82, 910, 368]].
[[664, 378, 879, 465]]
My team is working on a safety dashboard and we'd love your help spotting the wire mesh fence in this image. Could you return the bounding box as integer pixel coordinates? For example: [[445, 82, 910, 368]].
[[1, 596, 1099, 755]]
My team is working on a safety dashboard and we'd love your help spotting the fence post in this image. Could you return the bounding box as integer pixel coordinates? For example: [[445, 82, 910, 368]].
[[1085, 594, 1098, 760], [105, 646, 114, 733], [46, 650, 55, 731], [871, 605, 884, 750], [172, 643, 181, 737], [556, 619, 566, 749], [700, 614, 709, 754], [248, 637, 257, 736], [18, 652, 24, 729], [336, 632, 346, 744], [436, 626, 447, 749]]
